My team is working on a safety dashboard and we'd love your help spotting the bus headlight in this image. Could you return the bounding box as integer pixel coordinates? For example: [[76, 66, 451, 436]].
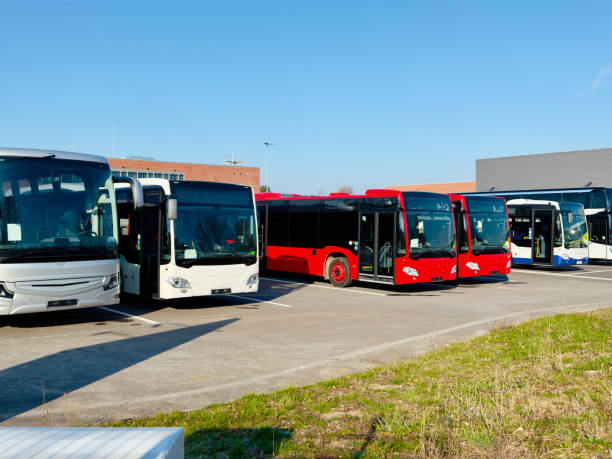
[[451, 265, 457, 274], [0, 282, 14, 299], [168, 277, 191, 289], [466, 262, 480, 271], [247, 274, 258, 285], [403, 267, 419, 277], [103, 275, 118, 291], [506, 260, 512, 269]]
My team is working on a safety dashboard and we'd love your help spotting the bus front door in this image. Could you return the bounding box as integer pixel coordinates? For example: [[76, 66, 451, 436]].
[[587, 212, 609, 260], [358, 211, 395, 282], [140, 188, 163, 299], [532, 209, 554, 265]]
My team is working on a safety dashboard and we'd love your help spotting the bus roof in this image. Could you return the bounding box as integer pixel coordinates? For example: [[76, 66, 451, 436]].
[[506, 198, 561, 210], [255, 189, 451, 202], [466, 186, 610, 195], [0, 147, 108, 165]]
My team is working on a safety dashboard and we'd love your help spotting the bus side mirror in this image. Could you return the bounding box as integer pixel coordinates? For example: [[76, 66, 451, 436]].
[[113, 176, 144, 210], [166, 196, 178, 220]]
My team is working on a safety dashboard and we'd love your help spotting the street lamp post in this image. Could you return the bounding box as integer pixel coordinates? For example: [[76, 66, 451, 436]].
[[263, 142, 275, 191]]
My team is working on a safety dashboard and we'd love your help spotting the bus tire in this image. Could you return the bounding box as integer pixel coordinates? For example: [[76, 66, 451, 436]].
[[328, 257, 352, 288]]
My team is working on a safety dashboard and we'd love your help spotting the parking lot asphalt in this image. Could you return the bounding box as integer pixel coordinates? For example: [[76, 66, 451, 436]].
[[1, 264, 611, 426]]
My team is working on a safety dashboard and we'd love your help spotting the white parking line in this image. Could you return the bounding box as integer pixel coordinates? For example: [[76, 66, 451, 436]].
[[261, 277, 387, 296], [514, 270, 612, 282], [228, 294, 293, 308], [105, 302, 607, 409], [570, 269, 612, 275], [98, 306, 160, 325]]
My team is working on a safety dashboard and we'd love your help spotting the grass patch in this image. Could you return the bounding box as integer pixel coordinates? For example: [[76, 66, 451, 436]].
[[110, 308, 612, 458]]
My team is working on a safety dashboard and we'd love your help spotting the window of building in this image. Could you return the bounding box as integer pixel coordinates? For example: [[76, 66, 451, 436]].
[[111, 170, 185, 181]]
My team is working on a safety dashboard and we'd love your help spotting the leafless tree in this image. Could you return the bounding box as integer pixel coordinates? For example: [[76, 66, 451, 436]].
[[338, 185, 353, 194]]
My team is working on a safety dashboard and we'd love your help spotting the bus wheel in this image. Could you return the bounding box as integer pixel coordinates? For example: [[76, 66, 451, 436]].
[[328, 257, 352, 287]]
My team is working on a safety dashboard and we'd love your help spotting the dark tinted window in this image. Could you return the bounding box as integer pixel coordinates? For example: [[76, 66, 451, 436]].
[[607, 189, 612, 208], [172, 183, 252, 207], [403, 194, 451, 212], [289, 200, 319, 248], [561, 192, 588, 207], [267, 201, 289, 246], [117, 188, 141, 264], [257, 203, 266, 256], [508, 206, 531, 248], [452, 201, 469, 253], [588, 215, 608, 244], [466, 196, 506, 214], [319, 199, 358, 250], [589, 190, 607, 208], [396, 213, 406, 256]]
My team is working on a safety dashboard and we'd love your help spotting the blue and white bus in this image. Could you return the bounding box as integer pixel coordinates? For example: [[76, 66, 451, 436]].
[[469, 188, 612, 261], [507, 199, 589, 266]]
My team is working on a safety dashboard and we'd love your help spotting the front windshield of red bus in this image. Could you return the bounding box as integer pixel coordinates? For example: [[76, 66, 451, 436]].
[[403, 193, 455, 259], [466, 196, 510, 255]]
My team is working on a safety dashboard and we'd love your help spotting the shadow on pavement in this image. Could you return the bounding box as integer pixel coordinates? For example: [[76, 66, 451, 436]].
[[0, 307, 140, 329], [0, 319, 238, 422], [263, 270, 462, 297]]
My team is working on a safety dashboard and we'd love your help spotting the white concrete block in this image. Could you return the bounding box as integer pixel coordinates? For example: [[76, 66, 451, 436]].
[[0, 427, 184, 458]]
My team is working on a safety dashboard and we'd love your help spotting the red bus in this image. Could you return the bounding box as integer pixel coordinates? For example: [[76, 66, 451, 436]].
[[256, 190, 457, 287], [449, 194, 511, 278]]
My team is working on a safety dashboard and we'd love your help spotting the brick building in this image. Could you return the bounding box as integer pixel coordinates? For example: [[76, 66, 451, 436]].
[[107, 158, 260, 190]]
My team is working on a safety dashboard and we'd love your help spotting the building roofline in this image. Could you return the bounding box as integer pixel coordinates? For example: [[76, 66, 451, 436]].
[[476, 147, 612, 162], [106, 157, 259, 170]]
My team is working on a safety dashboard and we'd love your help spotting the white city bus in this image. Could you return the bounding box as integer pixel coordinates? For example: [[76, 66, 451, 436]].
[[115, 179, 259, 299], [507, 199, 589, 266], [0, 148, 142, 315]]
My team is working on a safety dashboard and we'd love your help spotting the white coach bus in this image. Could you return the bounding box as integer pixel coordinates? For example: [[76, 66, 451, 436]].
[[0, 148, 142, 315], [507, 199, 589, 266], [115, 179, 259, 299]]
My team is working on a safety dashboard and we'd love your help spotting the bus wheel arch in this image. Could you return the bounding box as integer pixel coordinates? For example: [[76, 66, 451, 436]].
[[325, 254, 353, 287]]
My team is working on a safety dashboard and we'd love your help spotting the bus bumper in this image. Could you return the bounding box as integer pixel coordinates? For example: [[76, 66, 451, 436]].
[[0, 260, 120, 315], [158, 263, 260, 299], [458, 254, 512, 278]]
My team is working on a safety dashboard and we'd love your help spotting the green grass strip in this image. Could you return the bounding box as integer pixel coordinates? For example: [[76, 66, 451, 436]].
[[110, 308, 612, 458]]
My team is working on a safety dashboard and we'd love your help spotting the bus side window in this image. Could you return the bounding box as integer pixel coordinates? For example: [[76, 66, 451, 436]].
[[396, 213, 406, 256], [589, 218, 607, 243], [460, 212, 469, 252], [509, 216, 531, 247], [554, 215, 562, 247]]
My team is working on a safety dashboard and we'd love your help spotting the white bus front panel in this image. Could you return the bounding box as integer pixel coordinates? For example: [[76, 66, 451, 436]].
[[158, 262, 259, 299], [0, 259, 120, 315]]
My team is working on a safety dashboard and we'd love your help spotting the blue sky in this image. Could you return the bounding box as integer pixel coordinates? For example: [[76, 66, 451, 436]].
[[2, 1, 611, 194]]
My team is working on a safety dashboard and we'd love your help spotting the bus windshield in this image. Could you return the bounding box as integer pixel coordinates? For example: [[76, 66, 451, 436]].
[[0, 156, 117, 263], [466, 197, 510, 255], [403, 194, 455, 259], [560, 203, 588, 248], [171, 182, 257, 266]]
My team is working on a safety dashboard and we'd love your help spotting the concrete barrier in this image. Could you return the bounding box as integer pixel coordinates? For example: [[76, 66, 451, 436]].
[[0, 427, 184, 458]]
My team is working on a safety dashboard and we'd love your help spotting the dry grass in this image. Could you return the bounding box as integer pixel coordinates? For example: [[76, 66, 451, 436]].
[[111, 308, 612, 458]]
